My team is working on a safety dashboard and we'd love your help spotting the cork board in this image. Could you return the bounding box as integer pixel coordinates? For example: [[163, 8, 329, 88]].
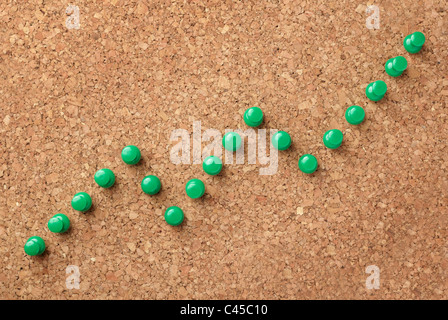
[[1, 0, 447, 299]]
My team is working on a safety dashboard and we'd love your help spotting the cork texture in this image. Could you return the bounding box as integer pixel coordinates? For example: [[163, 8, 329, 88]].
[[1, 0, 447, 299]]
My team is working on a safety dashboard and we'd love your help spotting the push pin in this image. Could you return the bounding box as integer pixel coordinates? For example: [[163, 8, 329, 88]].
[[403, 31, 425, 54], [202, 156, 223, 175], [94, 168, 115, 188], [141, 175, 161, 195], [24, 236, 45, 256], [222, 132, 242, 152], [385, 56, 408, 77], [71, 192, 92, 212], [185, 179, 205, 199], [298, 154, 318, 174], [121, 145, 141, 165], [345, 105, 365, 125], [164, 206, 184, 226], [244, 107, 264, 127], [366, 80, 387, 101], [323, 129, 343, 149], [271, 131, 292, 150], [48, 213, 70, 233]]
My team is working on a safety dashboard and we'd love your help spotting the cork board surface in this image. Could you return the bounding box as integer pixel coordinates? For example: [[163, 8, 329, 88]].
[[0, 0, 447, 300]]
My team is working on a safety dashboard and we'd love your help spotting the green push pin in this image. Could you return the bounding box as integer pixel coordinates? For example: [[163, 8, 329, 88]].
[[385, 56, 408, 77], [403, 31, 425, 54], [202, 156, 222, 175], [271, 131, 291, 150], [298, 154, 318, 174], [222, 132, 242, 152], [141, 175, 161, 195], [244, 106, 263, 127], [164, 206, 184, 226], [71, 192, 92, 212], [345, 105, 365, 125], [365, 80, 387, 101], [48, 213, 70, 233], [121, 145, 141, 165], [94, 168, 115, 188], [24, 236, 45, 256], [323, 129, 343, 149], [185, 179, 205, 199]]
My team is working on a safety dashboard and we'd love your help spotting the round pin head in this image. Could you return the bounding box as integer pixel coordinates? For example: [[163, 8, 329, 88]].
[[141, 175, 161, 195], [345, 105, 365, 125], [164, 206, 184, 226], [48, 217, 64, 233], [121, 145, 141, 165], [71, 192, 92, 212], [372, 80, 387, 97], [94, 169, 115, 188], [202, 156, 223, 175], [271, 131, 291, 150], [244, 107, 263, 127], [298, 154, 318, 174], [323, 129, 343, 149], [393, 56, 408, 72], [411, 31, 425, 47], [222, 132, 242, 152], [185, 179, 205, 199], [48, 213, 70, 233]]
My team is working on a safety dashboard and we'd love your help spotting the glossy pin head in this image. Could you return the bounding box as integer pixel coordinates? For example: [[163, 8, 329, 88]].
[[24, 236, 46, 256], [345, 105, 365, 125], [366, 80, 387, 101], [202, 156, 223, 175], [185, 179, 205, 199], [222, 132, 242, 152], [244, 107, 263, 127], [271, 131, 291, 150], [385, 56, 408, 77], [164, 206, 184, 226], [298, 154, 318, 174], [121, 145, 141, 165], [71, 192, 92, 212], [94, 168, 115, 188], [141, 175, 161, 195], [323, 129, 343, 149], [48, 213, 70, 233], [404, 31, 425, 53]]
